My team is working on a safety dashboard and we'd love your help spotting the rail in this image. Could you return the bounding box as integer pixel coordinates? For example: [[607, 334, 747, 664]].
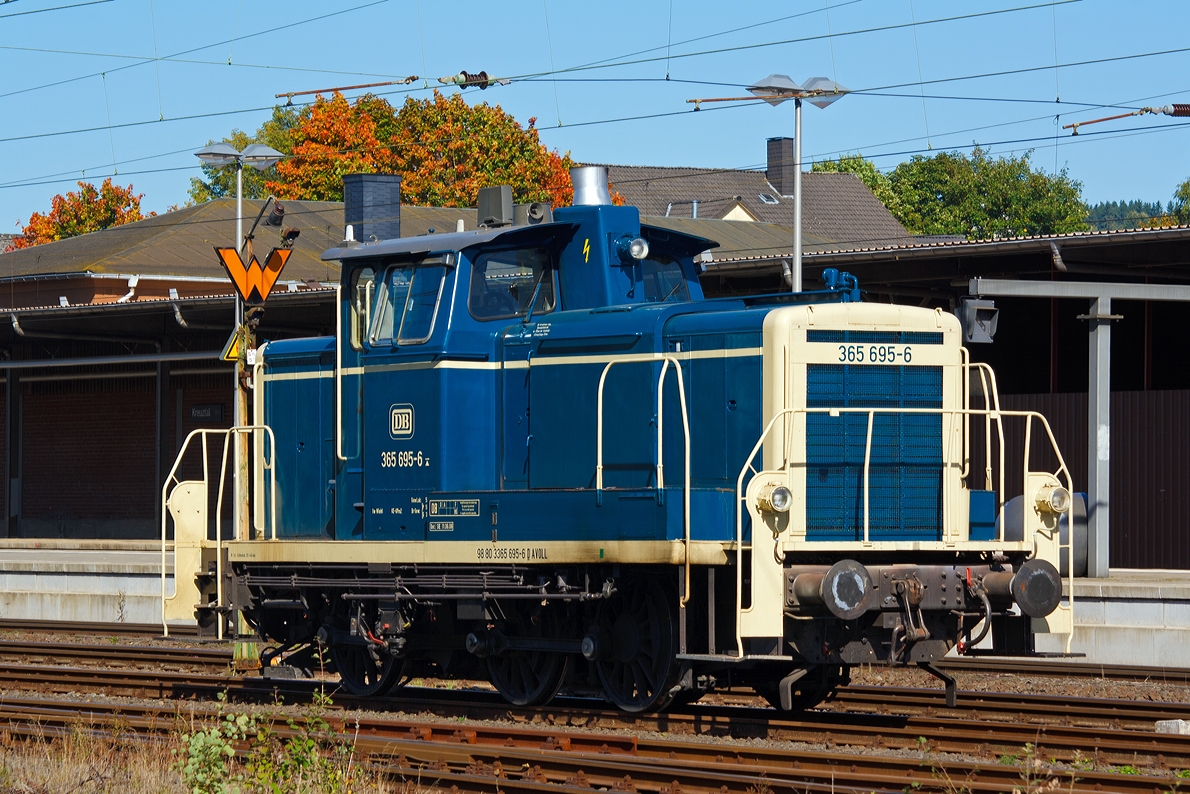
[[732, 405, 1074, 659], [160, 425, 278, 639], [595, 356, 692, 604]]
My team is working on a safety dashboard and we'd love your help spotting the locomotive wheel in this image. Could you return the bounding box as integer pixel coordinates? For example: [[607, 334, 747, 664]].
[[330, 641, 402, 698], [486, 604, 571, 707], [595, 577, 678, 713], [754, 664, 846, 712]]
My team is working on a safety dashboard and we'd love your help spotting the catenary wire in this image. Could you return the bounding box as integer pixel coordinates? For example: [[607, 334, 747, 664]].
[[4, 11, 1186, 154], [4, 113, 1186, 255], [0, 43, 416, 81], [0, 0, 395, 101], [503, 0, 1081, 80], [0, 81, 1180, 195], [0, 0, 109, 19], [562, 0, 868, 73]]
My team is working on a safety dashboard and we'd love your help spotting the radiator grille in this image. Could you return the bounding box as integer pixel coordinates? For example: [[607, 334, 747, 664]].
[[805, 363, 943, 541], [806, 330, 944, 345]]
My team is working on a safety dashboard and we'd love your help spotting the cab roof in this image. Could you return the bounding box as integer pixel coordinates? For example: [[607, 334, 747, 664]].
[[322, 222, 718, 263]]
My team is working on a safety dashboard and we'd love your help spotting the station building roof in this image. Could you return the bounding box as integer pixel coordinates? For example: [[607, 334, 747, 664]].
[[602, 165, 916, 250]]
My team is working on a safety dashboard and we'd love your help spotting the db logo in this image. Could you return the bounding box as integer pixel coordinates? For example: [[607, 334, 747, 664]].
[[389, 404, 414, 439]]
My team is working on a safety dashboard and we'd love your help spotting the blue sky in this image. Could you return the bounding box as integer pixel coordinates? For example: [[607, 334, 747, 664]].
[[2, 0, 1189, 227]]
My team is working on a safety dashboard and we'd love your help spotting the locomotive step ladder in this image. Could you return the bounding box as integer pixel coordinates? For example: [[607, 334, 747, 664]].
[[160, 425, 277, 639]]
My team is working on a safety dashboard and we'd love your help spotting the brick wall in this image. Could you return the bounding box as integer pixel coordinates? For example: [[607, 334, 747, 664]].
[[21, 380, 157, 537], [11, 374, 234, 539]]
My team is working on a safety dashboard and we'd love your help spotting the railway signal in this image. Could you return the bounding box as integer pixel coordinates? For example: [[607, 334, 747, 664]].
[[214, 246, 292, 305]]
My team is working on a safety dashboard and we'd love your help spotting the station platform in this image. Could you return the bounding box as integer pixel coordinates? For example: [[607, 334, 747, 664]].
[[0, 540, 173, 626], [1034, 568, 1190, 667], [0, 543, 1185, 664]]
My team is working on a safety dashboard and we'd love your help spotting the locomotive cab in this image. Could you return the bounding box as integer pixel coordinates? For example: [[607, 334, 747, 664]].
[[162, 167, 1075, 713]]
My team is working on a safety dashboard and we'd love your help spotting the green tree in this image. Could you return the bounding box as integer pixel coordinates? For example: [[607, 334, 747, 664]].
[[812, 154, 906, 223], [1086, 199, 1166, 230], [188, 105, 302, 204], [1170, 177, 1190, 225], [888, 147, 1088, 238]]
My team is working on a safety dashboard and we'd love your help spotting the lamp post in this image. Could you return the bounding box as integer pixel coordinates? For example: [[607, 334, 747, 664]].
[[689, 76, 848, 292], [195, 143, 286, 254], [193, 143, 285, 545]]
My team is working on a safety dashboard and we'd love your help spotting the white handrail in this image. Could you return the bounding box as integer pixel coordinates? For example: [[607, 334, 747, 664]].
[[595, 357, 692, 602], [971, 362, 1007, 515], [253, 343, 268, 536], [160, 424, 278, 638], [335, 284, 347, 462], [960, 347, 970, 480], [862, 411, 874, 544], [657, 359, 693, 605]]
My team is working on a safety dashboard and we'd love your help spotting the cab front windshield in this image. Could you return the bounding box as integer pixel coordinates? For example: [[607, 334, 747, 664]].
[[469, 247, 555, 321], [638, 254, 690, 303]]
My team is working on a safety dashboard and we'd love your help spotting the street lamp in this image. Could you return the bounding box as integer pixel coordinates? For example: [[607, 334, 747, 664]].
[[690, 75, 849, 292], [193, 141, 284, 549], [195, 143, 285, 253]]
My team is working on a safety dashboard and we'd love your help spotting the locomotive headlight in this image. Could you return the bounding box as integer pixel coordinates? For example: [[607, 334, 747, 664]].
[[757, 483, 793, 514], [615, 235, 649, 262], [1035, 485, 1071, 514]]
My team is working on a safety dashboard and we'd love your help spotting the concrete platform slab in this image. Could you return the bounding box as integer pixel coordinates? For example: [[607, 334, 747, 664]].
[[1034, 569, 1190, 666], [0, 545, 174, 626]]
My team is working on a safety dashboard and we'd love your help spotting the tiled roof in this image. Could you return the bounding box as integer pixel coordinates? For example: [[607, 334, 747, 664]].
[[0, 200, 475, 282], [603, 165, 914, 250], [644, 216, 820, 261], [764, 223, 1190, 264]]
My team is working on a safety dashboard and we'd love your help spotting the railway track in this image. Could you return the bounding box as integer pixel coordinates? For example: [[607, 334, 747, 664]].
[[938, 655, 1190, 684], [0, 658, 1185, 771], [5, 619, 1189, 688], [0, 639, 231, 669], [0, 690, 1184, 793], [0, 638, 1186, 730], [0, 638, 1188, 785]]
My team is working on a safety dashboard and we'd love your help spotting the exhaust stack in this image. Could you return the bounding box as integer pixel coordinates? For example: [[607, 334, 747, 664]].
[[570, 166, 612, 206]]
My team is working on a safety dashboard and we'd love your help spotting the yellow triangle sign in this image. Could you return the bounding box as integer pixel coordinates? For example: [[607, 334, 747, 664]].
[[221, 327, 243, 362]]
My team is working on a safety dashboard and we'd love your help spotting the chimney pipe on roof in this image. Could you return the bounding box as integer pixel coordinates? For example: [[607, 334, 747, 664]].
[[767, 137, 795, 197], [343, 173, 402, 243], [570, 166, 613, 206]]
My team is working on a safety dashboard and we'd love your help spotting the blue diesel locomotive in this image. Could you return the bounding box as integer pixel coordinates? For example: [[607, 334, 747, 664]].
[[163, 167, 1074, 712]]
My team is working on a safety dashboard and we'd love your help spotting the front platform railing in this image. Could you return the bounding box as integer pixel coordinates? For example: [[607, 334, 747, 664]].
[[159, 425, 277, 638]]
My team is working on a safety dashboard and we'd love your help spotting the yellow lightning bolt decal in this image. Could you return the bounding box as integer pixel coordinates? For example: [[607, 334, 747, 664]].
[[583, 238, 590, 263]]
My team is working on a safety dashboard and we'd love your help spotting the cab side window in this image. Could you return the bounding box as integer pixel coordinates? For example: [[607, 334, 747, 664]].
[[369, 257, 450, 346], [349, 266, 377, 349], [398, 264, 447, 342], [469, 247, 555, 321]]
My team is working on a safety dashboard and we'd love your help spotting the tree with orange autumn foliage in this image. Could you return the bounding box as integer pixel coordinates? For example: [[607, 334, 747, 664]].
[[266, 93, 401, 202], [8, 179, 153, 250], [260, 91, 612, 208], [384, 90, 577, 207]]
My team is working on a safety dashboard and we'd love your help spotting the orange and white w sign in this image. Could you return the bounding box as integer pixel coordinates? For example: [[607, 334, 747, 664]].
[[214, 247, 292, 304]]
